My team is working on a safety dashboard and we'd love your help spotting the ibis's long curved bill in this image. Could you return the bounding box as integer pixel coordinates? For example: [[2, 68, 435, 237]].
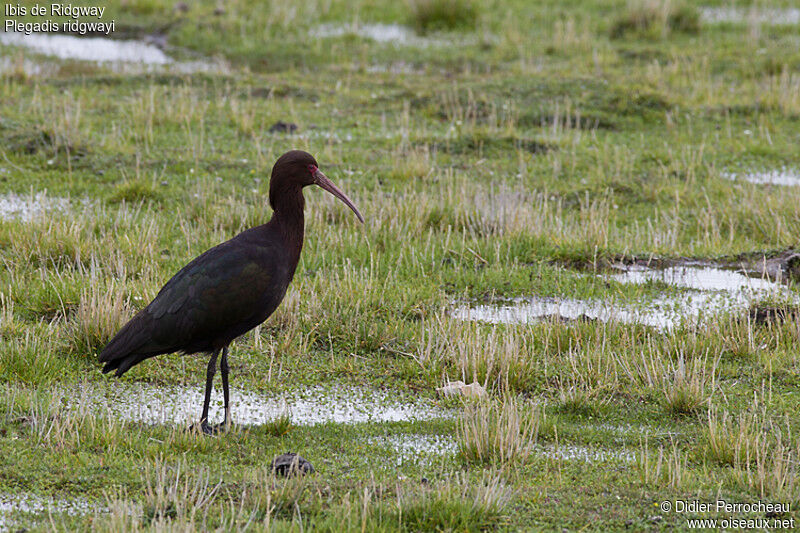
[[313, 169, 365, 223]]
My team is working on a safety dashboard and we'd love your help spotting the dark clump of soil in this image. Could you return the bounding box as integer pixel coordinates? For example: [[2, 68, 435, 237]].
[[426, 135, 555, 156], [550, 314, 598, 325], [552, 254, 700, 273], [268, 121, 298, 134], [271, 452, 314, 476], [249, 87, 273, 98], [729, 250, 800, 283], [518, 111, 617, 131], [561, 250, 800, 284], [748, 306, 800, 326]]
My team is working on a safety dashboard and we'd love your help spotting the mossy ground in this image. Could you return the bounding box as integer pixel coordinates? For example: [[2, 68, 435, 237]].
[[1, 0, 800, 530]]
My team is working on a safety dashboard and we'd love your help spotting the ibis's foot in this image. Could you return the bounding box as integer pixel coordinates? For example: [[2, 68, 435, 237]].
[[190, 421, 227, 436], [212, 422, 232, 434]]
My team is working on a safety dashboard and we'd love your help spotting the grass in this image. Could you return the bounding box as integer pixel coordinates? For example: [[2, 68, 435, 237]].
[[457, 397, 542, 465], [1, 0, 800, 529], [69, 276, 134, 355], [610, 0, 700, 40], [407, 0, 480, 34]]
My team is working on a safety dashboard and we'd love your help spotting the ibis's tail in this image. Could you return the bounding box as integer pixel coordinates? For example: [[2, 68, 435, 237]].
[[98, 313, 162, 377]]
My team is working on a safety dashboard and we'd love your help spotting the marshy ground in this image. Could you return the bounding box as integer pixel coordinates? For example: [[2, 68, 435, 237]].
[[1, 0, 800, 530]]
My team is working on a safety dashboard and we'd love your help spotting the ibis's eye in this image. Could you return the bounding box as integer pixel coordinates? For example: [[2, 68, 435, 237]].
[[308, 164, 318, 175]]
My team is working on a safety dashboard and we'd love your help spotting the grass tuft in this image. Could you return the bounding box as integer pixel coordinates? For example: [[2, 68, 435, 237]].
[[109, 181, 162, 204], [143, 459, 222, 526], [69, 277, 133, 356], [738, 431, 800, 501], [458, 397, 541, 465], [662, 352, 715, 415], [701, 408, 763, 468], [396, 473, 511, 531], [638, 438, 688, 489], [260, 413, 293, 437], [554, 377, 608, 417], [610, 0, 700, 39], [408, 0, 479, 34]]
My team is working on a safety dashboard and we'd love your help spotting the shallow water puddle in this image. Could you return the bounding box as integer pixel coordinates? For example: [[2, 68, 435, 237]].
[[316, 23, 416, 44], [607, 264, 792, 293], [722, 168, 800, 187], [0, 192, 70, 221], [0, 55, 59, 76], [0, 31, 170, 63], [0, 493, 97, 531], [371, 434, 634, 465], [579, 421, 675, 438], [371, 434, 458, 460], [455, 265, 798, 330], [66, 382, 451, 427], [535, 443, 636, 463], [0, 32, 226, 73], [315, 23, 481, 48], [365, 62, 423, 75], [453, 292, 744, 330], [700, 7, 800, 25]]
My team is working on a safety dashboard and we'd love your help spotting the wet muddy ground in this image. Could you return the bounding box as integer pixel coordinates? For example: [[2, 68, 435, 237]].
[[700, 7, 800, 25], [63, 382, 454, 427], [314, 23, 485, 48], [0, 32, 228, 74], [722, 168, 800, 187], [455, 261, 798, 330], [0, 192, 70, 221], [0, 493, 98, 531]]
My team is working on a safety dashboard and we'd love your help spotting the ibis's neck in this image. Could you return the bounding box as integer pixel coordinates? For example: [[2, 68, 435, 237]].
[[270, 186, 305, 268]]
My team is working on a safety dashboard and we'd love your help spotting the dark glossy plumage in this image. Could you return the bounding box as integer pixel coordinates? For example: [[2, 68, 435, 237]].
[[98, 150, 363, 433], [99, 225, 291, 375]]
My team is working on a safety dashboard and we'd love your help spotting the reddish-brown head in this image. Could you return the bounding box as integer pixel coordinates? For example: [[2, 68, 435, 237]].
[[269, 150, 364, 223]]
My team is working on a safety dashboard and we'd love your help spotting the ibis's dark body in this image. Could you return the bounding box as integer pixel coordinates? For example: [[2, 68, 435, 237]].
[[96, 150, 362, 434], [99, 218, 301, 377]]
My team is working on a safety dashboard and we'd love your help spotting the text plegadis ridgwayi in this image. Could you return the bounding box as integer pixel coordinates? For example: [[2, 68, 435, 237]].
[[98, 150, 364, 434]]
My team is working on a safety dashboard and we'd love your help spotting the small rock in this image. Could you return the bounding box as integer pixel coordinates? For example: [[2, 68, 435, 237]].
[[436, 380, 487, 399], [174, 2, 189, 13], [271, 452, 314, 476], [213, 6, 225, 16], [269, 121, 298, 134]]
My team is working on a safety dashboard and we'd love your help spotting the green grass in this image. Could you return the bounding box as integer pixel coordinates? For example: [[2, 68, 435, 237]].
[[407, 0, 480, 34], [610, 0, 701, 40], [1, 0, 800, 530]]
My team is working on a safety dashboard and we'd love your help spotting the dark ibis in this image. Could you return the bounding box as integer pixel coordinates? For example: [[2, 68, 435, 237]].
[[98, 150, 364, 434]]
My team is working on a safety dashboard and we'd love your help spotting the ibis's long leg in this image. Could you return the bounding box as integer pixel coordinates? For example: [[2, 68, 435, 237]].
[[220, 345, 230, 430], [199, 349, 220, 433]]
